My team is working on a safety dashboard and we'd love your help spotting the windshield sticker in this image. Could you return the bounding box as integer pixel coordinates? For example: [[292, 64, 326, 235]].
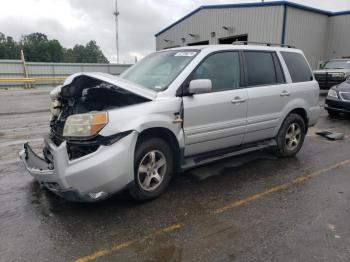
[[174, 52, 197, 57], [347, 61, 350, 63]]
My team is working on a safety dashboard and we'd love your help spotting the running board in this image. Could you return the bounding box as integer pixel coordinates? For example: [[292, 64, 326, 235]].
[[181, 139, 276, 171]]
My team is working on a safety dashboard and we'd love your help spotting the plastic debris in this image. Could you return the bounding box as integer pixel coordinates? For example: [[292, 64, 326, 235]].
[[316, 130, 345, 140]]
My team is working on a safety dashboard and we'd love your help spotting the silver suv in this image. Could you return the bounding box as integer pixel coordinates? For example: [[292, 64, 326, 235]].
[[20, 44, 320, 202]]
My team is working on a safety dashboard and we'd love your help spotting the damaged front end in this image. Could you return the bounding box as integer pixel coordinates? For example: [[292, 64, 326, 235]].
[[20, 73, 154, 201], [49, 74, 150, 159]]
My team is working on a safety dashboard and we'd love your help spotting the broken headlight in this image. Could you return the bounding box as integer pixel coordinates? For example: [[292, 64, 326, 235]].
[[63, 112, 108, 138]]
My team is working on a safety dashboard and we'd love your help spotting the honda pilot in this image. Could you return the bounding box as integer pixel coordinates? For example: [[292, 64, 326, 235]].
[[20, 44, 320, 202]]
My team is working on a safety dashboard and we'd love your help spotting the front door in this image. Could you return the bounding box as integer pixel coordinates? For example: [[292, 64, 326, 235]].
[[182, 51, 248, 156]]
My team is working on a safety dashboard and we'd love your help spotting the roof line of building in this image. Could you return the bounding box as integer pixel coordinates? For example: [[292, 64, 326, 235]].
[[155, 1, 350, 37]]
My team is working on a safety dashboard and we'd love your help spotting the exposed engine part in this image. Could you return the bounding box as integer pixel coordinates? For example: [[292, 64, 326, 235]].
[[50, 75, 149, 138]]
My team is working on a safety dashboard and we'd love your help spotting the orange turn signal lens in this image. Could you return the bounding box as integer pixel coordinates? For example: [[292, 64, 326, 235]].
[[91, 112, 109, 135]]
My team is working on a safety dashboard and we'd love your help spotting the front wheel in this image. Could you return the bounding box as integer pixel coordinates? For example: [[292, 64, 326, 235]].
[[274, 113, 306, 158], [129, 137, 173, 201]]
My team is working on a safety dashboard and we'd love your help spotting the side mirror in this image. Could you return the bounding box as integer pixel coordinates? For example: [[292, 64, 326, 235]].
[[189, 79, 212, 95]]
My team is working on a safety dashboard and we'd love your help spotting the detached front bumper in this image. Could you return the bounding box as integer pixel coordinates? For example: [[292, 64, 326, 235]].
[[19, 132, 138, 202]]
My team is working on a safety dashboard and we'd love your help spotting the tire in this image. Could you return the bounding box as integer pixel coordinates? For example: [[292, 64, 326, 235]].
[[274, 113, 306, 158], [327, 110, 338, 117], [129, 137, 174, 201]]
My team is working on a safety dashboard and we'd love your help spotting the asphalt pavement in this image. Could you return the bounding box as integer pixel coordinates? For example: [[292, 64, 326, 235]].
[[1, 88, 350, 262]]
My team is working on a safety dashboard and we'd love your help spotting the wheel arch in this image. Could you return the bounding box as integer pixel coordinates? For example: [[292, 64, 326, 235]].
[[288, 108, 308, 132], [277, 99, 310, 136], [287, 107, 309, 131], [137, 127, 182, 172]]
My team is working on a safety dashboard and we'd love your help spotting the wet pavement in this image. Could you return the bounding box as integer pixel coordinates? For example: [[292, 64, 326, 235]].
[[1, 88, 350, 262]]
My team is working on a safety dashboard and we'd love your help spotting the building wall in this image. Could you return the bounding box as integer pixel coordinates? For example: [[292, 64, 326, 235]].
[[156, 6, 284, 50], [326, 14, 350, 60], [284, 7, 329, 69]]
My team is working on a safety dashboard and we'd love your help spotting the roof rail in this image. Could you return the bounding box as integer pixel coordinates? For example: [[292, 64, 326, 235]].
[[232, 41, 295, 48]]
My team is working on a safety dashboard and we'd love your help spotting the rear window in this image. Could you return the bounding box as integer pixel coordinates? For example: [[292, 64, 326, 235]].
[[244, 51, 285, 86], [281, 52, 313, 83]]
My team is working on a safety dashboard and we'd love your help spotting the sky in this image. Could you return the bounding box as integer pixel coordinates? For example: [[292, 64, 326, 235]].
[[1, 0, 350, 64]]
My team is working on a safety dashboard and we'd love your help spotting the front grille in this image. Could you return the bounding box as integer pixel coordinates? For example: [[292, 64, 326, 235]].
[[339, 92, 350, 101], [314, 73, 345, 89]]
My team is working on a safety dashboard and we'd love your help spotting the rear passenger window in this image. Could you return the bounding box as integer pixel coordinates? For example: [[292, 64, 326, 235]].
[[244, 51, 285, 86], [281, 52, 313, 82]]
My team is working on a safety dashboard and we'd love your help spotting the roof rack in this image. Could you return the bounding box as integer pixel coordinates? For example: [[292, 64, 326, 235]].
[[232, 41, 295, 48]]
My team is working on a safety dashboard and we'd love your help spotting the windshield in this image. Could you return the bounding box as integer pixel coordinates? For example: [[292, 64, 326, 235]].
[[324, 60, 350, 69], [120, 50, 198, 91]]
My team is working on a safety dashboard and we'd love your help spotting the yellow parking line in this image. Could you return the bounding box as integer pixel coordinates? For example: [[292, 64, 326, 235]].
[[73, 158, 350, 262], [73, 223, 183, 262], [214, 158, 350, 214]]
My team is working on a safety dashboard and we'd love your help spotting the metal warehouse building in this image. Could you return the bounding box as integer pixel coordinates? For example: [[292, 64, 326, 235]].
[[155, 1, 350, 69]]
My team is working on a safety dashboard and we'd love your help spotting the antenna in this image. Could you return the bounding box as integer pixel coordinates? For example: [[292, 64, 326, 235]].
[[113, 0, 120, 64]]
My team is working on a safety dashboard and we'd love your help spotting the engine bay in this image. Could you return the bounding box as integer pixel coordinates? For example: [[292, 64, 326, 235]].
[[50, 75, 150, 139], [48, 75, 150, 159]]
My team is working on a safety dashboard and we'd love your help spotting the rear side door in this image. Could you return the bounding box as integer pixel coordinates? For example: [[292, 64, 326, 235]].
[[242, 50, 288, 144], [182, 51, 248, 156]]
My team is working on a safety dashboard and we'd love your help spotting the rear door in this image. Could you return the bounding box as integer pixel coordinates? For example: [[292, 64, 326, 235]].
[[182, 51, 248, 156], [242, 50, 288, 143]]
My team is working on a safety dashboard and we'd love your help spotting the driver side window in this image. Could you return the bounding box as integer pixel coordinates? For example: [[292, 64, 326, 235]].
[[191, 51, 240, 91]]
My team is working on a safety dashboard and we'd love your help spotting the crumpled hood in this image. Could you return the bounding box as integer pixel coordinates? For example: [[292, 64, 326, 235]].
[[50, 72, 157, 101]]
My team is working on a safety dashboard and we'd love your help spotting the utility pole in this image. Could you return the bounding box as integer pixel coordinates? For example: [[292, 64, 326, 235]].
[[113, 0, 120, 64], [20, 50, 31, 89]]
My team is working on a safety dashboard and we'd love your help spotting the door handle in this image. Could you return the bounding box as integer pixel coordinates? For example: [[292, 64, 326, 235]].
[[231, 96, 246, 104], [280, 90, 290, 97]]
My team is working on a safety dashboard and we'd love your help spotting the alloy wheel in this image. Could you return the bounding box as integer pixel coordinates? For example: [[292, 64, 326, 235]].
[[285, 122, 302, 151], [137, 150, 167, 191]]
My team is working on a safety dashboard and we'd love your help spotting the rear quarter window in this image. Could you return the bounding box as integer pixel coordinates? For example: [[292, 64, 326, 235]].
[[281, 52, 313, 83]]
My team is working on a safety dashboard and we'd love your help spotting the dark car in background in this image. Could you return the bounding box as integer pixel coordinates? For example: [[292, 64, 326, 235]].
[[314, 59, 350, 90], [325, 76, 350, 116]]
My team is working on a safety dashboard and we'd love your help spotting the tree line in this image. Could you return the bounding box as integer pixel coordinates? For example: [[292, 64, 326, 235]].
[[0, 32, 109, 63]]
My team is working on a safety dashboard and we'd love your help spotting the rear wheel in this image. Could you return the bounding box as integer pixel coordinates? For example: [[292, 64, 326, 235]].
[[129, 137, 173, 201], [274, 113, 306, 157]]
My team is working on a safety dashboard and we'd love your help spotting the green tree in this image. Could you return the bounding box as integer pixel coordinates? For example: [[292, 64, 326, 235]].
[[84, 40, 109, 63], [63, 41, 109, 63], [47, 39, 64, 62], [0, 32, 109, 63], [21, 32, 50, 62], [20, 33, 64, 62], [0, 33, 20, 59]]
